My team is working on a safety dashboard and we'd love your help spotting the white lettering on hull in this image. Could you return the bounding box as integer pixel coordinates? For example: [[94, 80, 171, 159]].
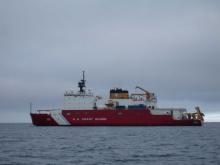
[[73, 118, 107, 121]]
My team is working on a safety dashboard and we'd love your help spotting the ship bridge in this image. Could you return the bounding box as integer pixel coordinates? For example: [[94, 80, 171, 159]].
[[63, 71, 97, 110]]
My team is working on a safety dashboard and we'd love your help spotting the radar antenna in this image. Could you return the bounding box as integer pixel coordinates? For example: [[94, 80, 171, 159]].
[[78, 71, 86, 93]]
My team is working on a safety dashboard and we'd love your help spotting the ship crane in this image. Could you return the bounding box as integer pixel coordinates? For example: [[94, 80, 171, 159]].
[[135, 86, 156, 101], [186, 106, 205, 121], [195, 106, 205, 121]]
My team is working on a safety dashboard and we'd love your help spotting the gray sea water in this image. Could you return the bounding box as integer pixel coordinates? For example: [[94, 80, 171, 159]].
[[0, 123, 220, 165]]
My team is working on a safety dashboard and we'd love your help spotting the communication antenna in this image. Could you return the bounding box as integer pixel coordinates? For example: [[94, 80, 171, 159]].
[[30, 102, 32, 114], [78, 71, 86, 93]]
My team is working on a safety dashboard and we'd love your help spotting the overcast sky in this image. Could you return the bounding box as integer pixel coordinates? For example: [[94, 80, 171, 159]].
[[0, 0, 220, 122]]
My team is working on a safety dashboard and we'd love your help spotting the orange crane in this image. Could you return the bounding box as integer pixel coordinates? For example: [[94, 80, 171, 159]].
[[135, 86, 156, 101]]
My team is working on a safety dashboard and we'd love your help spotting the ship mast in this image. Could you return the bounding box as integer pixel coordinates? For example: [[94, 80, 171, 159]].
[[78, 71, 86, 93]]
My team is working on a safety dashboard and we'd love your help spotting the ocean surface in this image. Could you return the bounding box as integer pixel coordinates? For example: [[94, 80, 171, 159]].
[[0, 123, 220, 165]]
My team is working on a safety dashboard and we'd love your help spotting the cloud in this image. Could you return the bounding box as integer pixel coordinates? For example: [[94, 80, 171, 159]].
[[205, 113, 220, 122], [0, 0, 220, 122]]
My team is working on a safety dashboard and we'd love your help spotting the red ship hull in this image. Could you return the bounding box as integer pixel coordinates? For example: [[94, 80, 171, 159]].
[[31, 114, 58, 126], [31, 109, 202, 126]]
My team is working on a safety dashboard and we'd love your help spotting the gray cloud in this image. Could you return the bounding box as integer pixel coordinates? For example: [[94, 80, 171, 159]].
[[0, 0, 220, 122]]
